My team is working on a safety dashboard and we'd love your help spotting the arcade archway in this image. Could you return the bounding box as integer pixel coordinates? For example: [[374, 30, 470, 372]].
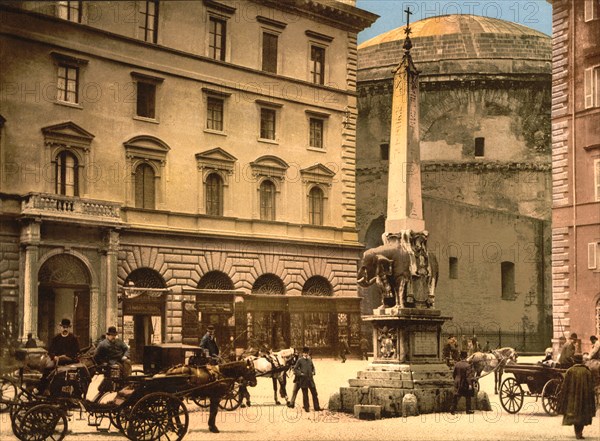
[[38, 254, 91, 346]]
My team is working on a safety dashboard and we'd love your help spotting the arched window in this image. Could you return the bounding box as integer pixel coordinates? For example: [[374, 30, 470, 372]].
[[206, 173, 223, 216], [135, 163, 155, 209], [252, 274, 285, 295], [197, 271, 234, 290], [308, 186, 324, 226], [302, 276, 333, 296], [260, 180, 276, 221], [55, 151, 79, 196]]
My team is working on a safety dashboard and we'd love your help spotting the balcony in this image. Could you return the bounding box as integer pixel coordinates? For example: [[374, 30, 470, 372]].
[[21, 193, 123, 226]]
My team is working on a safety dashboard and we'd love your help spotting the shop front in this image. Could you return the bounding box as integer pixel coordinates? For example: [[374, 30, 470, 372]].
[[120, 288, 167, 362]]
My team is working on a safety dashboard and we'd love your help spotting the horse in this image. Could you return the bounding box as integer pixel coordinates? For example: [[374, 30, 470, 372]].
[[467, 347, 518, 394], [245, 348, 297, 405]]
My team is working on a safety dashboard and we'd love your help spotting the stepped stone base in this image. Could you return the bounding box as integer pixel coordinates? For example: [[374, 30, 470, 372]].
[[340, 362, 455, 416]]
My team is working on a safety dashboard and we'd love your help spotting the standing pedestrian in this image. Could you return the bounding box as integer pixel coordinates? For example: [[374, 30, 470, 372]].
[[449, 351, 475, 415], [359, 336, 369, 360], [558, 353, 596, 439], [199, 324, 221, 433], [339, 338, 350, 363], [290, 346, 321, 412], [442, 335, 460, 367]]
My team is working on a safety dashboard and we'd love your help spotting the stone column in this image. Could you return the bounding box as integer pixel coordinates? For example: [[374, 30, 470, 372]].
[[105, 229, 120, 329], [385, 39, 425, 233], [19, 220, 41, 342]]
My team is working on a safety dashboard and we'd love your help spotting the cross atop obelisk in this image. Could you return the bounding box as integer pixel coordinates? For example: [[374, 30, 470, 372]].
[[385, 7, 424, 233]]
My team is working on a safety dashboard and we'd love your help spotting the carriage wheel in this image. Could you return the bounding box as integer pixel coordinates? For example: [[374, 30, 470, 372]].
[[10, 389, 38, 429], [500, 377, 524, 414], [13, 404, 68, 441], [110, 401, 135, 436], [0, 377, 17, 413], [542, 378, 562, 416], [191, 397, 211, 408], [219, 382, 241, 411], [126, 392, 189, 441]]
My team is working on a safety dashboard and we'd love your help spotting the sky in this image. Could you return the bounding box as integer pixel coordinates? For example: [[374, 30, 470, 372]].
[[355, 0, 553, 43]]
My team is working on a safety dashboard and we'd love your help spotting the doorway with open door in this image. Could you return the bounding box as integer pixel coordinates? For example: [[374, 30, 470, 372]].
[[38, 254, 91, 347]]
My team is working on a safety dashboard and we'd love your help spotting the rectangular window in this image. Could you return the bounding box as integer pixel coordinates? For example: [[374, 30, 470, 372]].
[[139, 0, 159, 43], [310, 45, 325, 85], [260, 108, 276, 140], [309, 118, 323, 148], [475, 137, 485, 157], [380, 143, 389, 160], [209, 17, 226, 61], [449, 257, 458, 279], [501, 261, 515, 300], [589, 242, 598, 270], [57, 1, 81, 22], [262, 32, 278, 73], [585, 66, 600, 109], [595, 159, 600, 201], [136, 82, 156, 119], [206, 97, 224, 131], [57, 64, 79, 103], [585, 0, 599, 21]]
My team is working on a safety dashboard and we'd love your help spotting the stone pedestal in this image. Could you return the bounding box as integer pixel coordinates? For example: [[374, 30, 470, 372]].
[[339, 308, 455, 416]]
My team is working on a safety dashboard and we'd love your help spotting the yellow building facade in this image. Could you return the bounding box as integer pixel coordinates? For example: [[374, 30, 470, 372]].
[[0, 0, 377, 359]]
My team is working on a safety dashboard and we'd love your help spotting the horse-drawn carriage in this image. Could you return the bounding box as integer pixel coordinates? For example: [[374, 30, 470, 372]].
[[1, 343, 256, 441], [499, 363, 565, 415]]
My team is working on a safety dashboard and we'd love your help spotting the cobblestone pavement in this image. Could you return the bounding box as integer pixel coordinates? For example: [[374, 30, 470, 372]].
[[1, 356, 599, 441]]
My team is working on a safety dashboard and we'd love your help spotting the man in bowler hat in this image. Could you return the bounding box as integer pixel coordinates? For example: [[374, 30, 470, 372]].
[[94, 326, 131, 377], [559, 333, 579, 368]]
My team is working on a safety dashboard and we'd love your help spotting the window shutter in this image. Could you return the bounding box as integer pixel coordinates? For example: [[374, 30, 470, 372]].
[[585, 0, 599, 21], [143, 165, 155, 209], [589, 242, 598, 270], [585, 67, 594, 109]]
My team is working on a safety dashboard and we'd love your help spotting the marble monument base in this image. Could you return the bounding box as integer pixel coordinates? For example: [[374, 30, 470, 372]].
[[338, 308, 456, 416]]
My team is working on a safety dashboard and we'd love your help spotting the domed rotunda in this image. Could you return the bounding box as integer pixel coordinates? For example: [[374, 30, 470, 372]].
[[356, 15, 552, 350]]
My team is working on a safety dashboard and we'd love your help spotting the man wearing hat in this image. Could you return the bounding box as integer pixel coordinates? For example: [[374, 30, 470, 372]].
[[290, 346, 321, 412], [94, 326, 131, 377], [48, 318, 80, 366], [559, 333, 579, 368], [39, 318, 80, 393], [200, 324, 219, 359], [558, 353, 596, 439]]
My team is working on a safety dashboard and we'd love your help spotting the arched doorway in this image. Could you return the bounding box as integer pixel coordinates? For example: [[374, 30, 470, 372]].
[[248, 274, 288, 350], [38, 254, 91, 346], [123, 268, 167, 362]]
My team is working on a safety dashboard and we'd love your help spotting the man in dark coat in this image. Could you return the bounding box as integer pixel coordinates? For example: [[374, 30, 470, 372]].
[[558, 353, 596, 439], [199, 325, 220, 433], [48, 318, 80, 365], [291, 347, 321, 412], [200, 324, 219, 359], [559, 333, 578, 368], [94, 326, 131, 376], [449, 351, 475, 415]]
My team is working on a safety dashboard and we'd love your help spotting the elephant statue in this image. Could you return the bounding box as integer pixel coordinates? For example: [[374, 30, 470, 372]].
[[357, 230, 439, 309]]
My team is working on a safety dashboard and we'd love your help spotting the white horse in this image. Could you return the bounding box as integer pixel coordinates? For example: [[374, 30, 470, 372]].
[[245, 348, 297, 405], [467, 347, 518, 394]]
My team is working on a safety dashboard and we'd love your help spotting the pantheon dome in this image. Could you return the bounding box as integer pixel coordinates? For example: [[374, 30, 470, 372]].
[[355, 15, 552, 351], [358, 14, 551, 80]]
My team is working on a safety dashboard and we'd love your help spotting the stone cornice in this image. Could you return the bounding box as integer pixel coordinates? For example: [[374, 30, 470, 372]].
[[357, 161, 551, 175]]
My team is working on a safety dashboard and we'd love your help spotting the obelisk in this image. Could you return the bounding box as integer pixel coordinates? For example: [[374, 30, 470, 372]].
[[385, 9, 425, 233]]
